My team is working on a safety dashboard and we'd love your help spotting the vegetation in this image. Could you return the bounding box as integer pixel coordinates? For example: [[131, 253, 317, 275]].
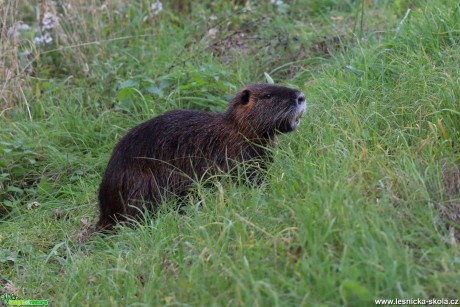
[[1, 0, 459, 305]]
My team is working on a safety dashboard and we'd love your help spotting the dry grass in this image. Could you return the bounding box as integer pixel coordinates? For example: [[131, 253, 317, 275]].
[[441, 160, 460, 241], [1, 0, 151, 110], [1, 0, 23, 111]]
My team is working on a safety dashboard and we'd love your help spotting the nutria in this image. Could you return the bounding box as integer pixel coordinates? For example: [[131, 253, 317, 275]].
[[97, 83, 306, 229]]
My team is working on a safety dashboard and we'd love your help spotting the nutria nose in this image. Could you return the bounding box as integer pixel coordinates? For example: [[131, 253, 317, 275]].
[[297, 94, 305, 105]]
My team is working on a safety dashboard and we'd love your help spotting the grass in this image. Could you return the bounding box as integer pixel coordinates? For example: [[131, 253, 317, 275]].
[[1, 0, 459, 305]]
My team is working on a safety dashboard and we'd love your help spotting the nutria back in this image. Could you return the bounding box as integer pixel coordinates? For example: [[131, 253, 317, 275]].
[[97, 83, 306, 229]]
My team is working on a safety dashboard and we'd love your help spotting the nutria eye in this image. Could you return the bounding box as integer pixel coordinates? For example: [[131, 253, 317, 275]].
[[264, 94, 271, 99]]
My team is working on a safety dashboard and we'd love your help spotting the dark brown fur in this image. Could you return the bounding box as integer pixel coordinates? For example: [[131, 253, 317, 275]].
[[97, 83, 306, 229]]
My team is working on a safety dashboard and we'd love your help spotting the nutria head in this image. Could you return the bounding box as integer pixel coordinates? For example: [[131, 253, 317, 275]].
[[224, 83, 306, 137]]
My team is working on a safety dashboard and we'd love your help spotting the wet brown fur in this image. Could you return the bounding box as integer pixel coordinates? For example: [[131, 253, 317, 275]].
[[97, 83, 304, 230]]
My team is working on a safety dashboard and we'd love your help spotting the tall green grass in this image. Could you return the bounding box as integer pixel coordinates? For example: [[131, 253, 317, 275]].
[[1, 0, 459, 305]]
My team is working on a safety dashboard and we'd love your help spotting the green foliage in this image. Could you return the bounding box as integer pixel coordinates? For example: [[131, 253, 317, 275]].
[[117, 63, 237, 112], [0, 132, 42, 216], [1, 0, 459, 305]]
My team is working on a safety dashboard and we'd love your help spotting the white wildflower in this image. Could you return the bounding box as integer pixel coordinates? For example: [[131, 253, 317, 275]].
[[43, 32, 52, 44], [20, 49, 32, 57], [33, 32, 53, 45], [210, 15, 217, 21], [9, 21, 32, 38], [270, 0, 289, 10], [151, 1, 163, 16], [42, 12, 59, 30], [17, 21, 31, 31], [34, 36, 44, 44]]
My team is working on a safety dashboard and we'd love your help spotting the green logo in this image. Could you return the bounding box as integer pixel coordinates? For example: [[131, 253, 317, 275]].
[[0, 293, 48, 306], [1, 293, 18, 305]]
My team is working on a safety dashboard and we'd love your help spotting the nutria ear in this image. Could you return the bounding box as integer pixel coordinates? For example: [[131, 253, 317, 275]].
[[240, 89, 250, 105]]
